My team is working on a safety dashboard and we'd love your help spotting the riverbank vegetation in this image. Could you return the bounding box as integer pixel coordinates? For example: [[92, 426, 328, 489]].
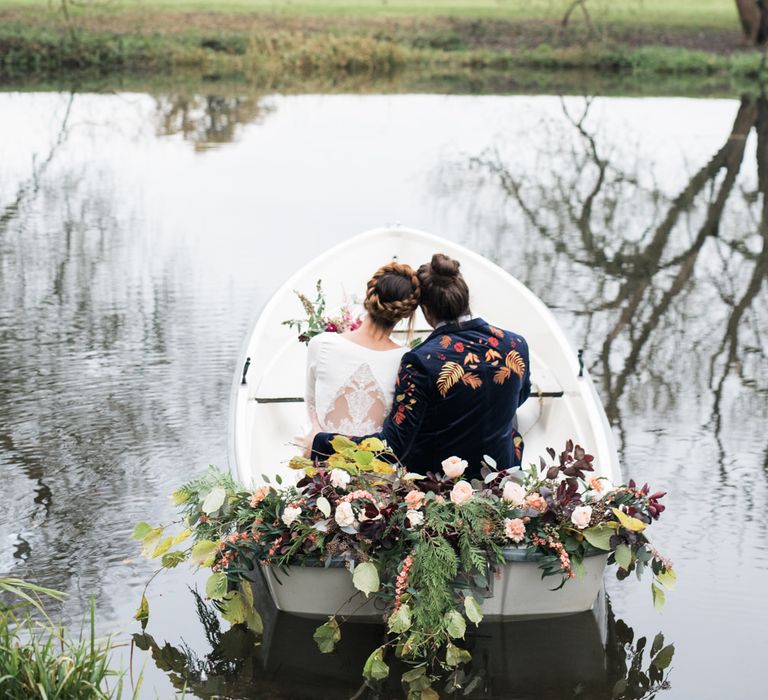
[[0, 577, 134, 699], [0, 1, 765, 82]]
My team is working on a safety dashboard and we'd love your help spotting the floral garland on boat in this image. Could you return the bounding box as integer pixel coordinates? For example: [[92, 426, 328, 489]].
[[133, 440, 674, 696]]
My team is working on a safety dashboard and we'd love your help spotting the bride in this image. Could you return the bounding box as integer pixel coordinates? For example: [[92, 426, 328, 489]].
[[302, 263, 420, 445]]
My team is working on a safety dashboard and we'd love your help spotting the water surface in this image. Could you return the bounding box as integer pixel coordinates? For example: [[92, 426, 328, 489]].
[[1, 87, 766, 699]]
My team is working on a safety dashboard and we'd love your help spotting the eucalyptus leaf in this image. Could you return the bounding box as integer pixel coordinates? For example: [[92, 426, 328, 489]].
[[202, 487, 226, 515], [652, 643, 675, 670], [362, 646, 390, 681], [316, 496, 331, 518], [464, 596, 483, 626], [134, 594, 149, 631], [131, 522, 152, 541], [387, 604, 412, 634], [650, 632, 664, 658], [651, 582, 666, 612], [582, 524, 613, 550], [220, 590, 248, 625], [444, 610, 466, 639], [205, 572, 228, 601], [313, 618, 341, 653], [614, 543, 632, 570], [191, 540, 218, 567], [352, 562, 380, 597], [445, 642, 472, 668], [161, 550, 187, 569]]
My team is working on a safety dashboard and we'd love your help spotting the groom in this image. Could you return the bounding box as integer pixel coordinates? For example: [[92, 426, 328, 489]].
[[311, 253, 531, 480]]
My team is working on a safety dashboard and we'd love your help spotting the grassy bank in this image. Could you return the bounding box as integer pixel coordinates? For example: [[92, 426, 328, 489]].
[[0, 0, 762, 82]]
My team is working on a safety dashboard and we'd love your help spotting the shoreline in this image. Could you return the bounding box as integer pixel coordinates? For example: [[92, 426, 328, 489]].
[[1, 5, 764, 83]]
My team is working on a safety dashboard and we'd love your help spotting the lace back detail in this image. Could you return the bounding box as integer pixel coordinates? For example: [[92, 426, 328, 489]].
[[322, 363, 388, 435]]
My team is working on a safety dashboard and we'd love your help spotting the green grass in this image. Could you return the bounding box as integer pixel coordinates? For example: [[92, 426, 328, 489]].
[[0, 0, 757, 84], [0, 0, 741, 27]]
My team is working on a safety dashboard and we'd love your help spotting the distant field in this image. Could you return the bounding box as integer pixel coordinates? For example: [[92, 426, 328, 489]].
[[0, 0, 740, 27]]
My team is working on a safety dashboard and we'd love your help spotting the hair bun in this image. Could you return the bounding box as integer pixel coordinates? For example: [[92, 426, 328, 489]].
[[430, 253, 460, 283]]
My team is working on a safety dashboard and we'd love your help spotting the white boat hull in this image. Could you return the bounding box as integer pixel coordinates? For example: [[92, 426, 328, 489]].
[[230, 227, 622, 620], [259, 551, 608, 621]]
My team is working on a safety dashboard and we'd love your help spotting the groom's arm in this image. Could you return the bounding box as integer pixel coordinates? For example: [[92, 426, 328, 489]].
[[311, 352, 430, 464]]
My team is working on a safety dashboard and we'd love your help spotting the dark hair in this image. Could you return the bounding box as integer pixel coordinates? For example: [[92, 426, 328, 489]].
[[417, 253, 470, 323], [364, 262, 421, 329]]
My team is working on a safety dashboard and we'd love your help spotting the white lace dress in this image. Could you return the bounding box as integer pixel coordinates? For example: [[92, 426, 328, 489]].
[[305, 332, 407, 436]]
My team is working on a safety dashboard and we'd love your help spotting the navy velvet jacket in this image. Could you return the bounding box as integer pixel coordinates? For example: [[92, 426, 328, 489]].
[[311, 317, 531, 479]]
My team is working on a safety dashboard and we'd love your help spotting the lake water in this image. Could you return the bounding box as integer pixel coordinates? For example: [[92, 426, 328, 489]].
[[1, 85, 767, 699]]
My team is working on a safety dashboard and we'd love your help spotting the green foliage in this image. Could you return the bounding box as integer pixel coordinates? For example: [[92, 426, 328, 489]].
[[313, 617, 341, 653], [0, 595, 129, 700], [352, 561, 380, 597]]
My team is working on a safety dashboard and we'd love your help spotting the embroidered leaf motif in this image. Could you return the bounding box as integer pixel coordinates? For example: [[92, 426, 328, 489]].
[[464, 352, 480, 365], [488, 325, 504, 338], [437, 362, 464, 397], [505, 351, 525, 373], [505, 350, 526, 379], [461, 373, 483, 390], [485, 348, 502, 362], [439, 335, 452, 349], [493, 367, 511, 385]]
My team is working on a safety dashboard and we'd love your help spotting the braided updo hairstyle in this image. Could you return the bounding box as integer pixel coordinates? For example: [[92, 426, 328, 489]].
[[417, 253, 470, 325], [364, 262, 421, 331]]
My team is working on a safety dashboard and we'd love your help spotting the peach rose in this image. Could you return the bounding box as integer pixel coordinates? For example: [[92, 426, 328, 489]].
[[404, 490, 425, 510], [571, 505, 592, 529], [504, 517, 526, 543], [450, 480, 474, 506], [502, 481, 526, 506], [442, 456, 468, 479], [525, 493, 548, 513], [249, 485, 270, 507]]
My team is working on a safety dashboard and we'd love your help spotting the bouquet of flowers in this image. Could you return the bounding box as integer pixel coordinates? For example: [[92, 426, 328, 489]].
[[282, 280, 361, 344], [133, 440, 674, 696]]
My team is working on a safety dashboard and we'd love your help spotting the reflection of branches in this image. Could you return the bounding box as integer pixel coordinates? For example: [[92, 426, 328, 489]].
[[453, 95, 768, 472], [0, 93, 74, 233]]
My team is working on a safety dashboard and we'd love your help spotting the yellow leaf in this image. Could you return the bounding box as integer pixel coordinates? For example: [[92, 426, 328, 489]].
[[172, 529, 192, 545], [371, 459, 395, 475], [288, 456, 312, 470], [436, 362, 464, 398], [611, 507, 646, 532], [359, 437, 385, 453], [505, 350, 526, 379], [151, 536, 174, 559]]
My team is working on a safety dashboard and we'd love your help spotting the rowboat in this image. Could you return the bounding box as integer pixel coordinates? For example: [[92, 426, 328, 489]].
[[229, 226, 622, 620]]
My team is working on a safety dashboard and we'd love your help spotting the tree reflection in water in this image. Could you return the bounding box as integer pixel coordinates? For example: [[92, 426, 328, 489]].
[[134, 587, 673, 700], [154, 94, 274, 150], [442, 94, 768, 475]]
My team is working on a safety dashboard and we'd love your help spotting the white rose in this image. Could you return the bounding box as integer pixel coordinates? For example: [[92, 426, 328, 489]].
[[442, 456, 468, 479], [281, 505, 302, 527], [502, 481, 526, 506], [406, 509, 424, 528], [334, 501, 356, 528], [330, 468, 351, 490], [571, 505, 593, 529]]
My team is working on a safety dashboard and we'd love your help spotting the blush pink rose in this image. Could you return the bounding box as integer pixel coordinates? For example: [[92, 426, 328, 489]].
[[525, 493, 548, 513], [502, 481, 526, 506], [442, 456, 468, 479], [450, 480, 474, 506], [571, 505, 592, 529], [504, 517, 526, 543], [404, 490, 425, 510]]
